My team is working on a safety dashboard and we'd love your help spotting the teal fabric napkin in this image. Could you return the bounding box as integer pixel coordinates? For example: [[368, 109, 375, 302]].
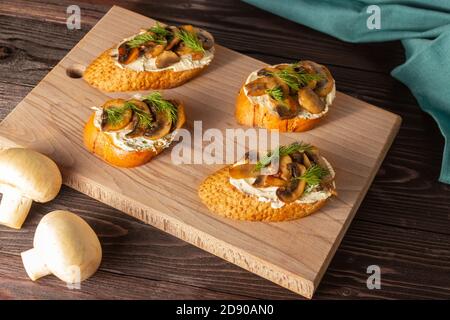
[[243, 0, 450, 184]]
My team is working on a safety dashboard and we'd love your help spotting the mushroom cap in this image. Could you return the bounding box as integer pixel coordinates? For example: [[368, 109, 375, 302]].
[[34, 210, 102, 283], [0, 148, 62, 202]]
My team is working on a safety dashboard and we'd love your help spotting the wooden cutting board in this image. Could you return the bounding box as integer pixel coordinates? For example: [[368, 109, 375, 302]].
[[0, 6, 401, 299]]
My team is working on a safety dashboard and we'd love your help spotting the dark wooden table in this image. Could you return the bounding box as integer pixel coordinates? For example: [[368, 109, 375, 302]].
[[0, 0, 449, 300]]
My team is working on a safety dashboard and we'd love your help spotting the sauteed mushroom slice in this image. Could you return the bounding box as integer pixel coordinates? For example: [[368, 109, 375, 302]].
[[290, 151, 303, 164], [303, 153, 312, 169], [101, 99, 133, 132], [253, 175, 287, 188], [300, 61, 334, 97], [275, 96, 300, 119], [143, 101, 173, 140], [170, 100, 185, 130], [279, 155, 293, 181], [298, 87, 325, 114], [276, 163, 307, 203], [118, 44, 140, 65], [145, 44, 166, 58], [155, 50, 181, 68], [198, 29, 214, 50], [245, 76, 278, 96], [229, 164, 260, 179], [165, 26, 181, 50], [126, 100, 153, 138]]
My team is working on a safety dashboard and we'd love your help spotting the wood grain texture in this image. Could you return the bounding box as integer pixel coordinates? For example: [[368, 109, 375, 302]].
[[0, 0, 449, 300], [0, 6, 401, 299]]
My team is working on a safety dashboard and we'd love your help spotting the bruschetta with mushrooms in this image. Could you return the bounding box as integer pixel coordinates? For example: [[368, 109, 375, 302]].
[[235, 61, 335, 132], [198, 142, 336, 221], [83, 92, 185, 167], [84, 23, 215, 92]]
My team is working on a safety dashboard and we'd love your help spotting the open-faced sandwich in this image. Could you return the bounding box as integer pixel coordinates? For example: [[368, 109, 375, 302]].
[[84, 23, 215, 92], [83, 92, 185, 168], [198, 142, 336, 221], [235, 61, 335, 132]]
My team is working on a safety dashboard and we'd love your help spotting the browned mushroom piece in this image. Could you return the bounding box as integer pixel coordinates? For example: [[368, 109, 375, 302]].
[[155, 50, 181, 68], [118, 44, 140, 65], [144, 108, 172, 140], [197, 29, 214, 50], [298, 87, 325, 114], [289, 151, 303, 164], [253, 175, 287, 188], [229, 164, 260, 179], [275, 96, 300, 119], [245, 76, 278, 96], [276, 163, 307, 203], [145, 44, 166, 58], [299, 61, 334, 97], [125, 100, 153, 138], [303, 153, 312, 168], [256, 66, 279, 77], [165, 28, 181, 51], [279, 155, 293, 180], [101, 99, 133, 132]]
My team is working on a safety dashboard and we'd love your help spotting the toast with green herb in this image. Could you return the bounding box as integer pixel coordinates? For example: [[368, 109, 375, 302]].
[[83, 92, 186, 167], [235, 61, 336, 132], [199, 142, 336, 221], [84, 23, 215, 92]]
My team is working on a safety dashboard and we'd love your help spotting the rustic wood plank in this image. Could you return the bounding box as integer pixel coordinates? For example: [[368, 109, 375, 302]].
[[0, 0, 448, 300]]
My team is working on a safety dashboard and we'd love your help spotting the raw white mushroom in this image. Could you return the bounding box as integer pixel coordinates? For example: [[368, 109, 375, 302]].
[[21, 210, 102, 283], [0, 148, 62, 229]]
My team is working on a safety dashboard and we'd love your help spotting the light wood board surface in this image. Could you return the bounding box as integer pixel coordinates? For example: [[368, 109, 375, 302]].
[[0, 6, 401, 299]]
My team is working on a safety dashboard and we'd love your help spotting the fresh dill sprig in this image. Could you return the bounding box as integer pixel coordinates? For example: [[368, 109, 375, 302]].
[[143, 92, 178, 123], [149, 22, 171, 37], [254, 142, 313, 171], [126, 33, 166, 48], [271, 63, 323, 91], [103, 105, 128, 126], [297, 164, 329, 187], [175, 29, 205, 53], [266, 86, 284, 101], [103, 102, 153, 129], [124, 102, 154, 128]]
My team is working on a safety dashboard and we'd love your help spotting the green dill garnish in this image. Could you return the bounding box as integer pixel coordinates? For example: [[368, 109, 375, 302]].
[[149, 22, 171, 37], [103, 102, 153, 129], [266, 86, 284, 101], [175, 29, 205, 53], [271, 63, 323, 91], [143, 92, 178, 123], [125, 102, 153, 128], [255, 142, 313, 171], [126, 33, 166, 48], [103, 105, 128, 126], [297, 164, 329, 187]]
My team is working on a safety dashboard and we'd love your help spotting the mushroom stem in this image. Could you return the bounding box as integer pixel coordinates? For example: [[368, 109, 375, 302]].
[[0, 186, 33, 229], [21, 248, 51, 281]]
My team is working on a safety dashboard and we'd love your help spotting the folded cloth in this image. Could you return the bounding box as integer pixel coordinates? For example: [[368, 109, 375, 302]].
[[244, 0, 450, 183]]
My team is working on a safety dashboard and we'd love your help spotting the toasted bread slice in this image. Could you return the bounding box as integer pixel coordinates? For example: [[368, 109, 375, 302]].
[[83, 49, 208, 92], [235, 87, 326, 132], [198, 166, 334, 222], [83, 101, 185, 168]]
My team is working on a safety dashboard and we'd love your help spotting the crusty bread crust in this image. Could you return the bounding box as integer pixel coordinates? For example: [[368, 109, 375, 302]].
[[83, 49, 208, 92], [235, 87, 326, 132], [198, 166, 332, 221], [83, 114, 162, 168]]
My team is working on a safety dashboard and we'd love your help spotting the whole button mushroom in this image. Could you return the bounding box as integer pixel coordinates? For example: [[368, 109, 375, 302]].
[[21, 210, 102, 283], [0, 148, 62, 229]]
